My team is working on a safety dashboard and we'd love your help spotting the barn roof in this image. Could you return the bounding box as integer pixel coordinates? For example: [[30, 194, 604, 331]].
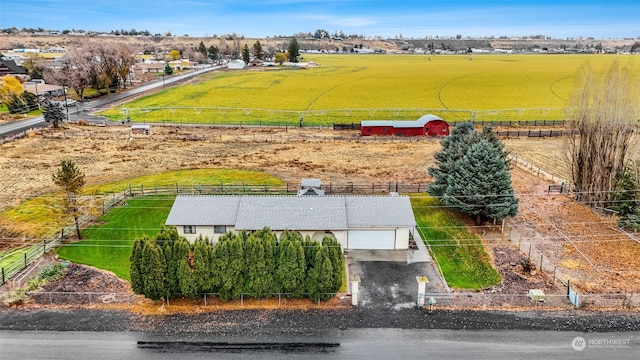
[[165, 194, 416, 231], [361, 114, 445, 128]]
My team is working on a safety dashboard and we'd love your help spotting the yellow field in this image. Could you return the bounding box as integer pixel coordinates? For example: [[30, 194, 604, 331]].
[[100, 54, 639, 125]]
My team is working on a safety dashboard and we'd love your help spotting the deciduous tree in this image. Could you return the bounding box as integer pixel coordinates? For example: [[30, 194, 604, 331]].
[[566, 62, 639, 207], [52, 160, 86, 239]]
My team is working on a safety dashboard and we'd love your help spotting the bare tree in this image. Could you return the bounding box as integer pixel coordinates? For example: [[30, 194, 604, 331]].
[[566, 61, 640, 207]]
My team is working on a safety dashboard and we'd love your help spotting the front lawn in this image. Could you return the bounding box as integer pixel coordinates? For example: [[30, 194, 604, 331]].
[[56, 196, 174, 280], [411, 196, 501, 289]]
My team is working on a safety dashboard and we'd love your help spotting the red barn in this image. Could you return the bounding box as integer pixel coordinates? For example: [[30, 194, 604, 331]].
[[360, 114, 449, 137]]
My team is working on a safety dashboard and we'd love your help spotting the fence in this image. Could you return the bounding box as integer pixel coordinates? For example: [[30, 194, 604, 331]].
[[11, 289, 638, 309], [334, 119, 568, 131], [1, 180, 429, 286], [421, 292, 640, 309], [105, 181, 431, 198], [20, 291, 340, 307]]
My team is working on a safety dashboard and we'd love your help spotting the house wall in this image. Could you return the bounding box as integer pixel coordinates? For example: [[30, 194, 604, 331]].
[[177, 225, 235, 244], [395, 227, 410, 249]]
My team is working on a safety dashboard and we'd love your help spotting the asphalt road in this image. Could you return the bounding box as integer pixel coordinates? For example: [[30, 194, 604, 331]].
[[0, 65, 222, 137], [1, 329, 638, 359]]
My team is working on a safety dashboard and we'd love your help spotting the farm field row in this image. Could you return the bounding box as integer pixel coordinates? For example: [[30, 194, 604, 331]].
[[99, 54, 639, 125]]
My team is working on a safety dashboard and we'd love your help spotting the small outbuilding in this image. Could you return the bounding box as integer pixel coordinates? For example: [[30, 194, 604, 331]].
[[361, 114, 449, 137], [228, 59, 246, 70], [131, 124, 151, 136]]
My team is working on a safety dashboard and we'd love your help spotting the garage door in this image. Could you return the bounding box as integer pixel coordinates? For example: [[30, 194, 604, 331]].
[[348, 230, 396, 250]]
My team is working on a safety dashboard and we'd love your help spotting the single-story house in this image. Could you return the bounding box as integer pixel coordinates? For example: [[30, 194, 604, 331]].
[[133, 63, 165, 74], [361, 114, 450, 137], [165, 193, 417, 251], [23, 82, 65, 97], [0, 59, 28, 77]]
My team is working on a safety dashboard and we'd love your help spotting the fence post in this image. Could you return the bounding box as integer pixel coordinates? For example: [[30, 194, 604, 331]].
[[241, 293, 244, 307], [24, 253, 27, 269], [141, 184, 144, 195], [43, 239, 46, 253], [2, 268, 4, 284], [528, 244, 532, 258], [204, 293, 207, 306]]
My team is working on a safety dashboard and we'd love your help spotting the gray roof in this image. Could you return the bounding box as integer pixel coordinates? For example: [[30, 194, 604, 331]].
[[361, 114, 444, 128], [165, 196, 241, 226], [235, 196, 347, 230], [345, 196, 416, 227], [301, 178, 321, 188], [165, 194, 416, 230]]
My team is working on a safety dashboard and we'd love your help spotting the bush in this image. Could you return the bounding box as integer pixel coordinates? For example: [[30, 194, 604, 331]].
[[37, 263, 66, 282]]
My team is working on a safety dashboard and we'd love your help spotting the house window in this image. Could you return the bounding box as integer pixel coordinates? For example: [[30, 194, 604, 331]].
[[183, 225, 196, 234], [214, 225, 226, 234]]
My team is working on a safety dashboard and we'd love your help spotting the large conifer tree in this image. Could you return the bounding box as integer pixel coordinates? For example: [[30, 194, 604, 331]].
[[442, 139, 518, 224]]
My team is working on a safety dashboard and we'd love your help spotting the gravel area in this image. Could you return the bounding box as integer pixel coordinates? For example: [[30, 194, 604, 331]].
[[1, 307, 639, 334]]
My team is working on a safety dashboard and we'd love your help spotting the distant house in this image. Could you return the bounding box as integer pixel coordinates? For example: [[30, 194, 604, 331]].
[[133, 63, 165, 74], [165, 190, 417, 251], [0, 60, 28, 77], [23, 82, 65, 97], [361, 114, 450, 137], [227, 59, 245, 70]]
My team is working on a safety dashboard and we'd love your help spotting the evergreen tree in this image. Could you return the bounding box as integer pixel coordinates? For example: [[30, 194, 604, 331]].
[[193, 237, 212, 293], [323, 237, 344, 292], [207, 45, 219, 63], [428, 122, 476, 197], [218, 236, 244, 301], [253, 40, 264, 60], [141, 239, 167, 301], [244, 234, 270, 297], [261, 228, 278, 292], [241, 44, 251, 64], [443, 139, 519, 224], [178, 255, 199, 297], [42, 100, 65, 128], [155, 226, 179, 248], [291, 240, 307, 297], [612, 168, 639, 218], [164, 63, 173, 75], [287, 37, 300, 62], [307, 246, 334, 302], [129, 238, 145, 294], [302, 236, 320, 273], [197, 41, 207, 58], [167, 237, 190, 296]]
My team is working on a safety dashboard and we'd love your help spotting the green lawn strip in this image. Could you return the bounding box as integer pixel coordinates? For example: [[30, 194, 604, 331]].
[[56, 195, 175, 281], [83, 168, 283, 194], [0, 169, 282, 239], [410, 196, 501, 289], [0, 246, 31, 270]]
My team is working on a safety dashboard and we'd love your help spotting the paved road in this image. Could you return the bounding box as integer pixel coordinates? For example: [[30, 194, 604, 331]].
[[0, 65, 222, 137], [1, 329, 637, 359]]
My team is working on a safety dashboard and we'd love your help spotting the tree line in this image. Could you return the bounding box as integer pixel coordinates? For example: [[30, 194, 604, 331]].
[[130, 227, 344, 302]]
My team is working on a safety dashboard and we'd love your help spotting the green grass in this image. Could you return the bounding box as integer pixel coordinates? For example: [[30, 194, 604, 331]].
[[83, 168, 283, 194], [99, 54, 639, 125], [56, 196, 174, 280], [411, 196, 501, 289], [0, 168, 282, 239]]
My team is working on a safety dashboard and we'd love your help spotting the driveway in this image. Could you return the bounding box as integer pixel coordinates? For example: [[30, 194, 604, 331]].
[[347, 246, 449, 309]]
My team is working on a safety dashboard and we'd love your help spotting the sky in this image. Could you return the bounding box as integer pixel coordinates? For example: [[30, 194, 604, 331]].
[[1, 0, 639, 39]]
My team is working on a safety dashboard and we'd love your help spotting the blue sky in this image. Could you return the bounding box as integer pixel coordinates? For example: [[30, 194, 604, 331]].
[[1, 0, 638, 39]]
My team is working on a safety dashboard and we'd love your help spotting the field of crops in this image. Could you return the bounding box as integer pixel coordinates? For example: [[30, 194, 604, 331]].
[[100, 54, 639, 126]]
